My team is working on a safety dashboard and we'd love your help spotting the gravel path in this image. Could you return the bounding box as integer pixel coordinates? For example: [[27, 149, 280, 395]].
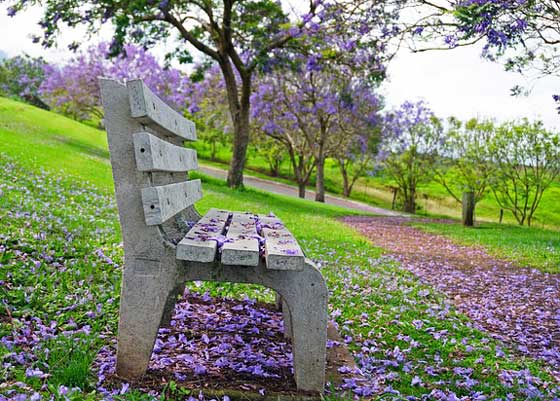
[[343, 216, 560, 378], [199, 164, 403, 216]]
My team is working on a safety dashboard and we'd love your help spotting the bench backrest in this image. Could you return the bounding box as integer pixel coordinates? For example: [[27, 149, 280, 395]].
[[100, 78, 201, 257]]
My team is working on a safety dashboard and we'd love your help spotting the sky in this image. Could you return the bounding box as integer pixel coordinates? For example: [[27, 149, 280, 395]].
[[0, 6, 558, 131]]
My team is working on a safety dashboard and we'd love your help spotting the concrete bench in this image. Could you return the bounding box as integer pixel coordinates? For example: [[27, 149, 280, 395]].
[[99, 78, 328, 393]]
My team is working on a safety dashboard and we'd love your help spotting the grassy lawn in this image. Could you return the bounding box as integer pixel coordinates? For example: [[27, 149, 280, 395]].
[[1, 98, 559, 400], [193, 133, 560, 229], [414, 222, 560, 274]]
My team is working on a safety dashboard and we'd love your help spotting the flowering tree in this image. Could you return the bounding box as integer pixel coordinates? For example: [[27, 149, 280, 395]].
[[186, 65, 231, 161], [379, 101, 443, 213], [0, 54, 47, 109], [434, 117, 495, 215], [40, 42, 190, 121], [333, 86, 381, 197], [488, 119, 560, 226], [3, 0, 328, 188], [250, 0, 389, 202], [252, 68, 380, 202], [251, 74, 317, 199]]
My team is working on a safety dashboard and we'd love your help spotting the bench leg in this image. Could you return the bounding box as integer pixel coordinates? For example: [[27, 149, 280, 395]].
[[282, 298, 292, 339], [274, 292, 282, 310], [160, 282, 185, 328], [275, 293, 292, 339], [285, 261, 328, 393], [116, 258, 179, 380]]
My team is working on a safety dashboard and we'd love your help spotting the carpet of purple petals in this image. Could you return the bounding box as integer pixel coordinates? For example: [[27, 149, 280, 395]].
[[344, 216, 560, 379], [1, 157, 559, 401], [93, 291, 296, 396]]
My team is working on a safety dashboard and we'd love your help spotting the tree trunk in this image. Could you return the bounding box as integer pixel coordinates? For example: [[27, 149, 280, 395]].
[[462, 191, 475, 226], [403, 189, 416, 213], [227, 81, 251, 188], [315, 156, 325, 202], [219, 59, 251, 189], [298, 183, 306, 199], [271, 160, 280, 177], [210, 142, 217, 161], [340, 162, 351, 197]]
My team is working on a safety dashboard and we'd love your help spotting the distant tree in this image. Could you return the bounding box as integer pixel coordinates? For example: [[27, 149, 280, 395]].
[[434, 117, 495, 212], [40, 42, 190, 121], [488, 119, 560, 226], [251, 74, 317, 199], [251, 132, 287, 177], [187, 65, 231, 161], [252, 68, 380, 201], [379, 101, 443, 213], [0, 54, 47, 109], [333, 85, 381, 198]]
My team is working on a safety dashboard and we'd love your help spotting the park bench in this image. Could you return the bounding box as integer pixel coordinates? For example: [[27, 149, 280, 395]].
[[99, 78, 328, 393]]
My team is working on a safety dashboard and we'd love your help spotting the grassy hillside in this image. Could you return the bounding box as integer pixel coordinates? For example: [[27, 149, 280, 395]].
[[1, 97, 559, 400], [0, 97, 112, 189]]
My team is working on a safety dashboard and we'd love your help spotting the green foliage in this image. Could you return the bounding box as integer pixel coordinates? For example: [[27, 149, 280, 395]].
[[488, 119, 560, 226], [36, 334, 97, 389], [435, 117, 495, 204], [250, 132, 287, 177], [0, 54, 47, 109], [381, 110, 444, 213]]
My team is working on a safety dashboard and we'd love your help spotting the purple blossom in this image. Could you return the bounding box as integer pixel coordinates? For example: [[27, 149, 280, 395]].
[[40, 42, 192, 120]]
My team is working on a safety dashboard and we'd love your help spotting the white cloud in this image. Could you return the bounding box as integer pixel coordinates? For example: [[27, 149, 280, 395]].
[[381, 45, 560, 131]]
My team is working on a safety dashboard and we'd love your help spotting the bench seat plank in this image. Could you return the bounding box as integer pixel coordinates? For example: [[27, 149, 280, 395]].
[[176, 208, 230, 262], [221, 213, 260, 267], [141, 179, 202, 225], [258, 215, 305, 271], [133, 132, 198, 172], [127, 79, 196, 141]]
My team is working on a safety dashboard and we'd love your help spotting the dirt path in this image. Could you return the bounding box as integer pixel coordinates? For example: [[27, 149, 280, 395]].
[[343, 216, 560, 378], [199, 164, 404, 216]]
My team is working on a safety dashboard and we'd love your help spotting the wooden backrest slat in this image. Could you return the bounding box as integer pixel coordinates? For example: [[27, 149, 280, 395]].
[[176, 208, 230, 262], [141, 179, 202, 226], [221, 212, 260, 266], [133, 132, 198, 172], [127, 79, 196, 141], [258, 215, 305, 271]]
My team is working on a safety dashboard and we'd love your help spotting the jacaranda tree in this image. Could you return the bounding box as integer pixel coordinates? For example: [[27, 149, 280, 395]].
[[0, 54, 47, 109], [3, 0, 329, 188], [251, 0, 390, 202], [333, 84, 381, 198], [251, 69, 381, 202], [379, 100, 443, 213], [40, 42, 189, 121]]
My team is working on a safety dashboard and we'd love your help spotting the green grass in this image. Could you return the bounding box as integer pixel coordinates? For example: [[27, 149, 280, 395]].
[[1, 98, 559, 400], [413, 222, 560, 274], [192, 135, 560, 229], [0, 96, 112, 189]]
